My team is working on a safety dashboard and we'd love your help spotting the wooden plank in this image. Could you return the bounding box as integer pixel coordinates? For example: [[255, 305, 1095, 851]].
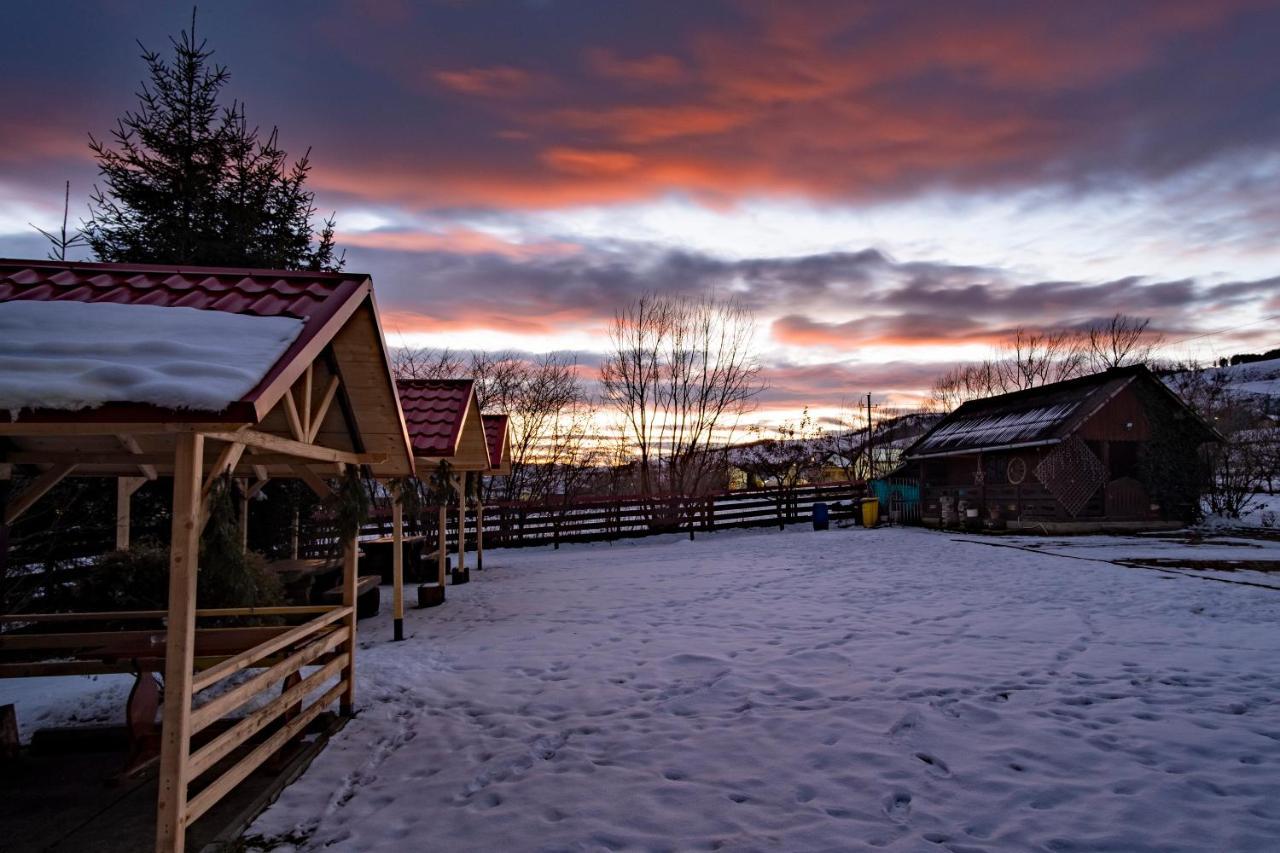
[[189, 626, 347, 734], [184, 679, 346, 825], [192, 606, 351, 693], [187, 652, 347, 779], [156, 431, 203, 853], [307, 376, 341, 443], [0, 606, 333, 623], [3, 464, 75, 525], [204, 429, 384, 466]]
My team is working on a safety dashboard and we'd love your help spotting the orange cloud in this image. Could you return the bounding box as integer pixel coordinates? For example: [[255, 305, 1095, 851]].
[[336, 228, 581, 258], [433, 65, 533, 97], [540, 147, 640, 176]]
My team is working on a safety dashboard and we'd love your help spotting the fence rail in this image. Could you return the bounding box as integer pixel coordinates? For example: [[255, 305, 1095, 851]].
[[361, 482, 868, 551]]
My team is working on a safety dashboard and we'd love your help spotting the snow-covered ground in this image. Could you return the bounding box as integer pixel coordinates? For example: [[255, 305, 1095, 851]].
[[3, 526, 1277, 850], [229, 526, 1280, 852]]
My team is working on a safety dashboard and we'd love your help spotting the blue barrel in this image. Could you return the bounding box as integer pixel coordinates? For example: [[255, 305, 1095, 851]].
[[812, 502, 830, 531]]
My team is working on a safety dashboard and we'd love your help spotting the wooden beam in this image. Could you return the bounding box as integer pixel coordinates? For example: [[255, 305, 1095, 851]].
[[392, 492, 404, 641], [282, 390, 305, 443], [202, 443, 246, 498], [252, 464, 269, 483], [3, 464, 75, 526], [307, 376, 341, 443], [117, 434, 158, 480], [205, 429, 384, 466], [300, 365, 313, 442], [0, 422, 240, 437], [245, 477, 270, 500], [476, 501, 484, 571], [156, 432, 203, 853], [291, 465, 333, 499]]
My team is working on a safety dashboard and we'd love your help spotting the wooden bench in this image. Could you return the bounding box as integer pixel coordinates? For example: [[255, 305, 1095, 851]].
[[321, 575, 381, 619]]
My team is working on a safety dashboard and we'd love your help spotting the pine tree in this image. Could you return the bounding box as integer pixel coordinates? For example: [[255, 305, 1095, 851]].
[[85, 11, 342, 271]]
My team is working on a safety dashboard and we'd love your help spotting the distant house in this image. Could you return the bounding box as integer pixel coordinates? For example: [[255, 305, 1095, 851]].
[[900, 365, 1220, 531]]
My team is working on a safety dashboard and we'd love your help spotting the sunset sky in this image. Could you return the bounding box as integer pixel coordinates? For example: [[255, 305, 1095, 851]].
[[1, 1, 1278, 419]]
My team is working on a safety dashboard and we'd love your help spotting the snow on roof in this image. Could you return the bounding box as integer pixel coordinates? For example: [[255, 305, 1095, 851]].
[[916, 401, 1081, 454], [0, 300, 303, 417]]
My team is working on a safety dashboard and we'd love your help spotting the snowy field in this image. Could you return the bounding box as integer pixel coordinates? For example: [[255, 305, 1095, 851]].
[[4, 525, 1279, 851], [239, 526, 1280, 852]]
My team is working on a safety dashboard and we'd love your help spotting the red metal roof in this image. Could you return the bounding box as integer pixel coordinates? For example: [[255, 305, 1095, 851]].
[[397, 379, 475, 457], [482, 414, 509, 468], [0, 258, 371, 419]]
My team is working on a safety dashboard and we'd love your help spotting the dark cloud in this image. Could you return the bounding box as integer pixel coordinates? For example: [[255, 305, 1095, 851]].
[[2, 1, 1279, 212]]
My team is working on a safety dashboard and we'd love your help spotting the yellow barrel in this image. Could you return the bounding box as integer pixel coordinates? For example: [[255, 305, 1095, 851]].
[[861, 497, 880, 528]]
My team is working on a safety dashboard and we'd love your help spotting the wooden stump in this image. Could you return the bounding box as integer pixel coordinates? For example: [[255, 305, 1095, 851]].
[[451, 567, 470, 585]]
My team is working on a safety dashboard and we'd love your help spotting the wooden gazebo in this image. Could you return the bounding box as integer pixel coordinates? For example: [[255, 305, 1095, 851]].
[[0, 259, 414, 853], [394, 379, 491, 595]]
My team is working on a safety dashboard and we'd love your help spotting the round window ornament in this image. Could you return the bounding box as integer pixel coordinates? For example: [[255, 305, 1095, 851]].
[[1007, 456, 1027, 485]]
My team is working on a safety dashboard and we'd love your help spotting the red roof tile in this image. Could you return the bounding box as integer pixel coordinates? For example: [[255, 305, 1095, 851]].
[[482, 414, 509, 469], [397, 379, 475, 457], [0, 258, 371, 417]]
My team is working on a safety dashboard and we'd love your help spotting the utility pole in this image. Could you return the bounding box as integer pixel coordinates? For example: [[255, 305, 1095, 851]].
[[865, 392, 873, 480]]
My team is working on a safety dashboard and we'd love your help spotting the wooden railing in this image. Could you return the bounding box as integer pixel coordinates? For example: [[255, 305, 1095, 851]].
[[183, 605, 352, 826]]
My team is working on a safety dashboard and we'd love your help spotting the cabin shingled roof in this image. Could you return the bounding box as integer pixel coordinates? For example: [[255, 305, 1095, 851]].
[[396, 379, 476, 458], [903, 365, 1217, 460]]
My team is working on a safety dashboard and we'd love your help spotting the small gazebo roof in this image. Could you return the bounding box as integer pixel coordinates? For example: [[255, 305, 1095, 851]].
[[482, 414, 512, 475], [0, 258, 414, 479], [397, 379, 491, 471]]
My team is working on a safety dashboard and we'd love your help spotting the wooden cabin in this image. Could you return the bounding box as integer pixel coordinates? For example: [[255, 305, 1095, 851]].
[[901, 365, 1220, 532], [0, 258, 414, 853]]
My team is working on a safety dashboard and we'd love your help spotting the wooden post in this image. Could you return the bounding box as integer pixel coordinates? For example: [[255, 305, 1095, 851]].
[[476, 501, 484, 571], [437, 505, 448, 585], [340, 533, 358, 715], [392, 492, 404, 641], [290, 508, 300, 560], [155, 431, 204, 853], [455, 474, 466, 576], [115, 476, 145, 551]]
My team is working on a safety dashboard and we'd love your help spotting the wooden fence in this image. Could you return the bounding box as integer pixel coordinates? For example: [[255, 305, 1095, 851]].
[[361, 481, 868, 551]]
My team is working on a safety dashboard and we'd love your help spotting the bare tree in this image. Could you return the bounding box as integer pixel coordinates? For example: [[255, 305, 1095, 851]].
[[995, 328, 1087, 391], [469, 351, 596, 503], [1087, 314, 1164, 371], [391, 346, 464, 381], [738, 410, 824, 527], [601, 293, 764, 498], [927, 317, 1160, 413], [31, 181, 89, 261]]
